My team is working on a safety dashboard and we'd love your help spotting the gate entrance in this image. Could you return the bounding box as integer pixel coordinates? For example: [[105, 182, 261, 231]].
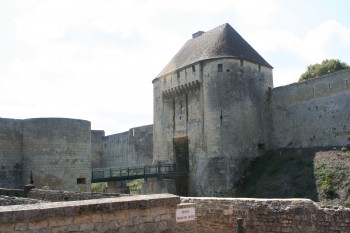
[[173, 137, 189, 196]]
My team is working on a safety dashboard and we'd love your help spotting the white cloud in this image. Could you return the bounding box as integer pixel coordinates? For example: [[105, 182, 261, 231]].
[[246, 19, 350, 86], [300, 19, 350, 62], [1, 0, 350, 133]]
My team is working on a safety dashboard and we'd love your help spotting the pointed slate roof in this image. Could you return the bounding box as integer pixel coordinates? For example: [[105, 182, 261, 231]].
[[157, 23, 272, 78]]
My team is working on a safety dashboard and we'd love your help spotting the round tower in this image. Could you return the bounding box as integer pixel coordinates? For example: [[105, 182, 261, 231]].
[[22, 118, 91, 192]]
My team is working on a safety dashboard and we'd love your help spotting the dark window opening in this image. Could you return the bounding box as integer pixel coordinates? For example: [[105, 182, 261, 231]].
[[77, 178, 86, 184], [226, 69, 230, 72], [177, 71, 180, 78], [192, 65, 196, 73], [258, 65, 261, 72], [173, 137, 189, 196], [257, 143, 265, 151], [218, 64, 223, 72], [220, 109, 223, 125]]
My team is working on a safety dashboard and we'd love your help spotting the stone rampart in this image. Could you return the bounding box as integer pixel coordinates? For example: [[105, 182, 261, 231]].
[[91, 130, 105, 169], [102, 124, 153, 168], [271, 70, 350, 149], [182, 197, 350, 233], [0, 194, 182, 233], [27, 188, 125, 202], [0, 118, 23, 189]]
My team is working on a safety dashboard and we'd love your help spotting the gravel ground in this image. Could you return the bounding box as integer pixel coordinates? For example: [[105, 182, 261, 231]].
[[0, 195, 46, 206]]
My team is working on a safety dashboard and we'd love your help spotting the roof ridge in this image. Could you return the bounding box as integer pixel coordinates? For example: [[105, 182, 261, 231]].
[[191, 23, 229, 40]]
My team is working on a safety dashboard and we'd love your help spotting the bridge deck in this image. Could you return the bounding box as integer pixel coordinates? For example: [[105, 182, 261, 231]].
[[91, 164, 188, 183]]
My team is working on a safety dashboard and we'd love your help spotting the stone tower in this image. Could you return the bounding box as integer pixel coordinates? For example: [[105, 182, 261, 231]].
[[152, 23, 273, 196], [0, 117, 91, 192]]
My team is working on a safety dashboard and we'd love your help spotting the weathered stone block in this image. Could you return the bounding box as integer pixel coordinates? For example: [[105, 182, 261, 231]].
[[28, 220, 48, 229]]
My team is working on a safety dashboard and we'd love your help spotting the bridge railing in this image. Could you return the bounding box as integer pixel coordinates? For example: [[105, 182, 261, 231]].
[[91, 163, 188, 183]]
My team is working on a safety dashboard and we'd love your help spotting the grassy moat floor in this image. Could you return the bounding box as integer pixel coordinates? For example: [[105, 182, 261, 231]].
[[236, 147, 350, 208]]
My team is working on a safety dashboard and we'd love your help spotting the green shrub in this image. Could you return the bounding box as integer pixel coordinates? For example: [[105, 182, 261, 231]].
[[127, 179, 142, 195], [91, 183, 107, 193], [41, 184, 50, 190], [320, 173, 336, 198]]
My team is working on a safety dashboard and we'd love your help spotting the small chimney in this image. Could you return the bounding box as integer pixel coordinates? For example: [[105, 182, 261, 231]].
[[192, 31, 205, 38]]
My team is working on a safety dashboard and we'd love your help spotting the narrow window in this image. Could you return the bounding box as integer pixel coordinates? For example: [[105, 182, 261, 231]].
[[218, 64, 223, 72], [177, 71, 180, 78], [77, 178, 86, 184], [192, 65, 196, 73], [240, 60, 243, 67], [185, 94, 189, 122], [220, 109, 223, 125], [180, 103, 184, 114], [258, 65, 261, 72]]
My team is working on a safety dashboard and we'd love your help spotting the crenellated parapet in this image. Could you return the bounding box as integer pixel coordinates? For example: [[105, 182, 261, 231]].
[[162, 80, 201, 98]]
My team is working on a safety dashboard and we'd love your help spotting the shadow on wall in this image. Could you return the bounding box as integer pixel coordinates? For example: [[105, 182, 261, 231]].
[[236, 148, 319, 201]]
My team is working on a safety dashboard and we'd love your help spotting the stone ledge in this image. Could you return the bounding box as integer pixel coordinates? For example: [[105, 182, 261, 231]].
[[182, 197, 320, 210], [0, 194, 180, 224]]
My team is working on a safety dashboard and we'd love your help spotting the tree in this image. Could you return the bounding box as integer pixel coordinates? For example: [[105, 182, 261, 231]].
[[299, 59, 350, 82]]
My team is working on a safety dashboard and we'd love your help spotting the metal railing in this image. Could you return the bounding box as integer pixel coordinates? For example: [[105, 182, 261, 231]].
[[91, 163, 188, 183]]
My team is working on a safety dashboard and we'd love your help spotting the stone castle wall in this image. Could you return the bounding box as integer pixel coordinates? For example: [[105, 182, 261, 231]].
[[271, 70, 350, 149], [1, 194, 350, 233], [0, 118, 23, 189], [0, 118, 92, 192], [0, 69, 349, 195], [0, 194, 182, 233], [22, 118, 92, 192], [100, 125, 153, 168], [0, 117, 153, 192], [91, 130, 105, 169], [196, 59, 272, 197], [153, 58, 273, 196], [182, 197, 350, 233]]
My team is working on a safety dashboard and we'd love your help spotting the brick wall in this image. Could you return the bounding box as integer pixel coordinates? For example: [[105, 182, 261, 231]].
[[182, 197, 350, 233]]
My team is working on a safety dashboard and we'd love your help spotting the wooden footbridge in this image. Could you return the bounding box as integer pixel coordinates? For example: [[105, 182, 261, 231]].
[[91, 163, 188, 183]]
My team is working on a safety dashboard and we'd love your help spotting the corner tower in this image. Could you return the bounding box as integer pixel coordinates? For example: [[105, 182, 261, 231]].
[[152, 23, 273, 196]]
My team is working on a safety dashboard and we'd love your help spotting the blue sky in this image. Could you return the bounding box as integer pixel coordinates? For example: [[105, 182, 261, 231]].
[[0, 0, 349, 134]]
